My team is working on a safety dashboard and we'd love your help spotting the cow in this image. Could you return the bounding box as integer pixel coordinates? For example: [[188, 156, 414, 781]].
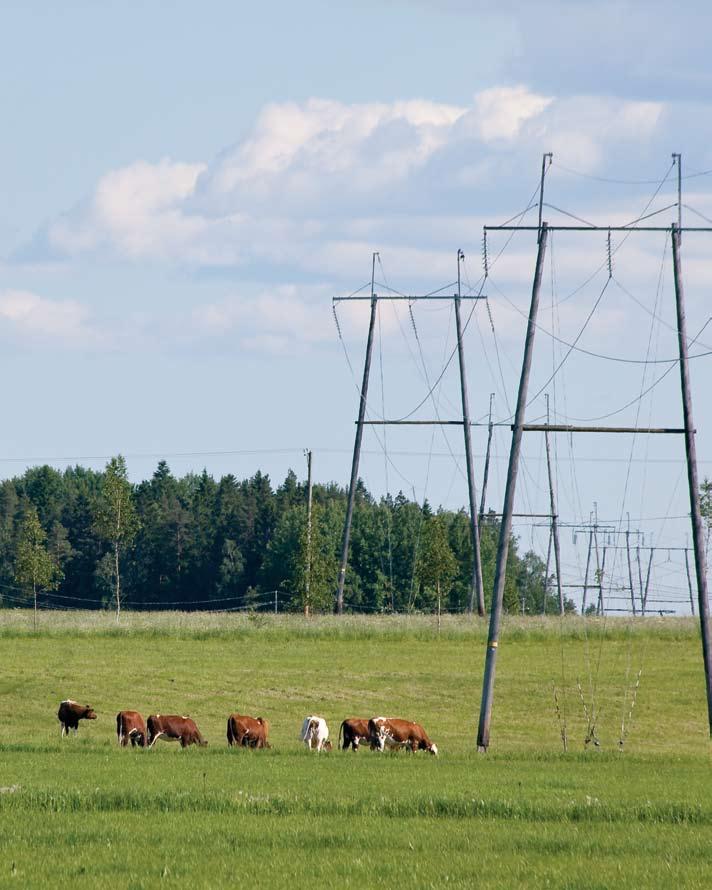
[[116, 710, 147, 748], [146, 714, 207, 748], [57, 700, 97, 737], [226, 714, 271, 749], [367, 717, 438, 755], [338, 717, 371, 751], [300, 715, 332, 752]]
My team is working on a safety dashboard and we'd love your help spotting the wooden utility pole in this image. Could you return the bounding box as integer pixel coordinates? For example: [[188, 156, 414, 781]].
[[334, 256, 486, 615], [544, 395, 564, 614], [672, 221, 712, 735], [598, 546, 607, 616], [541, 526, 553, 615], [642, 548, 654, 615], [336, 254, 378, 614], [625, 528, 637, 616], [305, 449, 313, 617], [477, 223, 549, 751], [455, 249, 485, 616], [479, 393, 495, 525], [684, 548, 695, 616], [582, 530, 593, 614]]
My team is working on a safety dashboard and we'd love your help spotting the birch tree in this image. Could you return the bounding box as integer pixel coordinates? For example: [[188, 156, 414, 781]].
[[15, 504, 62, 630], [416, 513, 457, 630], [94, 456, 139, 620]]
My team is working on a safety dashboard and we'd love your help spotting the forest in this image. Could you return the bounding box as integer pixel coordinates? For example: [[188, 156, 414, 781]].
[[0, 457, 571, 615]]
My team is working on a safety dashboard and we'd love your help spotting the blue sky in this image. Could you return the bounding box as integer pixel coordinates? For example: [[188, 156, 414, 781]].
[[2, 0, 712, 611]]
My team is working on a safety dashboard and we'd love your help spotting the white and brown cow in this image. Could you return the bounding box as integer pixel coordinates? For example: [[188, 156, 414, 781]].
[[368, 717, 438, 755], [57, 700, 97, 737], [338, 717, 371, 751], [300, 715, 332, 752], [227, 714, 271, 749], [116, 710, 147, 747], [147, 714, 207, 748]]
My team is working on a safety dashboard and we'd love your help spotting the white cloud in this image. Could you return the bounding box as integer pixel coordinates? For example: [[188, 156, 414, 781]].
[[30, 86, 667, 279], [0, 289, 99, 346], [195, 97, 467, 207], [465, 86, 553, 142], [190, 285, 340, 354], [23, 87, 711, 357], [48, 159, 207, 260]]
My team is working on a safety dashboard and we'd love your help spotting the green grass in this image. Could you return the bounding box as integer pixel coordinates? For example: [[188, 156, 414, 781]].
[[0, 611, 711, 887]]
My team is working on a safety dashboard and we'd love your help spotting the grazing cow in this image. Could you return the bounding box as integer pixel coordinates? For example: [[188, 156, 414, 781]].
[[338, 717, 371, 751], [368, 717, 438, 755], [226, 714, 271, 749], [147, 714, 207, 748], [57, 700, 97, 737], [300, 715, 332, 752], [116, 710, 147, 748]]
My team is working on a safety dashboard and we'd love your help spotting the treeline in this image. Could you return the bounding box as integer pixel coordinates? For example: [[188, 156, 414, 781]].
[[0, 458, 572, 614]]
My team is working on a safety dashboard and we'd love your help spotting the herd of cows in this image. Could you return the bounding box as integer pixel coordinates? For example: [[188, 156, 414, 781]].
[[57, 700, 439, 755]]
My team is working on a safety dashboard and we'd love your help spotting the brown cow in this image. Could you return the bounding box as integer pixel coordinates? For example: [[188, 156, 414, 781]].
[[116, 710, 147, 748], [226, 714, 271, 749], [368, 717, 438, 755], [57, 700, 97, 737], [338, 718, 371, 751], [147, 714, 207, 748]]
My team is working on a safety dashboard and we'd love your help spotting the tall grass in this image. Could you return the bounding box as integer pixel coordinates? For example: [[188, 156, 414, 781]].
[[0, 608, 702, 642]]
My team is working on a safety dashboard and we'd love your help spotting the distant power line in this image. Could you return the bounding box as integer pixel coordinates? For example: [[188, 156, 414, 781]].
[[0, 447, 708, 466]]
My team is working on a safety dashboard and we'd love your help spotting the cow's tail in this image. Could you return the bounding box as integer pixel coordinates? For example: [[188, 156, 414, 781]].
[[338, 720, 345, 749], [227, 717, 235, 747], [116, 713, 124, 745]]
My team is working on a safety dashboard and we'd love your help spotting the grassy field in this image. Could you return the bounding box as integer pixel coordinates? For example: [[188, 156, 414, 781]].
[[0, 610, 711, 888]]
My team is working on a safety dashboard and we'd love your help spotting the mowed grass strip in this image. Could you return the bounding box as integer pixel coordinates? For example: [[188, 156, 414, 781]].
[[1, 612, 711, 887]]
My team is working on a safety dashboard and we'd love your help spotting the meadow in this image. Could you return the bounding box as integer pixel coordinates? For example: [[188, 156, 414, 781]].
[[0, 610, 711, 888]]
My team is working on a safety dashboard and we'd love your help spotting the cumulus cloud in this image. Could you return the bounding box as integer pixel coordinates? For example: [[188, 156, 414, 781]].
[[25, 87, 668, 282], [18, 86, 712, 358], [46, 159, 207, 261], [0, 290, 101, 346]]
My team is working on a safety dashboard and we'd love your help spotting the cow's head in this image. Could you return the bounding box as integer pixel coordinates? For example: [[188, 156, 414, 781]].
[[84, 707, 98, 720], [428, 743, 438, 756], [368, 720, 387, 751]]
